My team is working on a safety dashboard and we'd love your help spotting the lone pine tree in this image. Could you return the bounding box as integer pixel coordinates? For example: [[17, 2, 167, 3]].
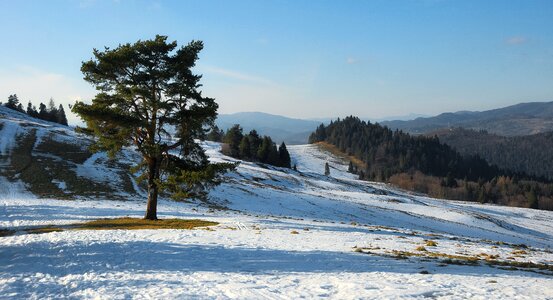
[[73, 35, 234, 220]]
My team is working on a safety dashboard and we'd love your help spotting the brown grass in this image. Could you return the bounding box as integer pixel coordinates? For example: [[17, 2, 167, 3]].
[[27, 227, 64, 234], [0, 229, 15, 237], [74, 217, 219, 230], [315, 142, 365, 169], [426, 240, 438, 247], [2, 217, 219, 236]]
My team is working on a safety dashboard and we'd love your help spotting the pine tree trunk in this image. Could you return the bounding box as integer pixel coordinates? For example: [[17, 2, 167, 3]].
[[144, 158, 159, 220]]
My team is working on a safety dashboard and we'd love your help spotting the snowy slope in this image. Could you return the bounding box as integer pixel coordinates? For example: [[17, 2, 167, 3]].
[[1, 108, 553, 299], [0, 106, 143, 199]]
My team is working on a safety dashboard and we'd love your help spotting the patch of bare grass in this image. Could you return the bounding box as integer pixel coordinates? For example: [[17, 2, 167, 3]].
[[425, 240, 438, 247], [75, 217, 218, 230], [26, 226, 64, 234], [416, 246, 427, 252], [0, 229, 15, 237]]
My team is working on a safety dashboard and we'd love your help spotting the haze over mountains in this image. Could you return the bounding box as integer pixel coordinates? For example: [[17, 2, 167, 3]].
[[381, 101, 553, 136], [217, 101, 553, 144], [216, 112, 321, 145]]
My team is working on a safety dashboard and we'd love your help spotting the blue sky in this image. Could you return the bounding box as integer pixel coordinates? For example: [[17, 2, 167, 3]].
[[1, 0, 552, 124]]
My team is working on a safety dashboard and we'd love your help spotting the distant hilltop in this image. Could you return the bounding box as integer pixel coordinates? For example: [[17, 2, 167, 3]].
[[381, 101, 553, 136]]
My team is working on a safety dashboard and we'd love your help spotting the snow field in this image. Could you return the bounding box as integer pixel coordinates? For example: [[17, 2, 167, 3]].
[[1, 109, 553, 299]]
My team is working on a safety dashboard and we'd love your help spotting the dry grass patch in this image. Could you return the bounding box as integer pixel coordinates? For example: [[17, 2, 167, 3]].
[[27, 226, 64, 234], [0, 229, 15, 237], [425, 240, 438, 247], [74, 217, 218, 230], [511, 249, 528, 255], [315, 142, 365, 168]]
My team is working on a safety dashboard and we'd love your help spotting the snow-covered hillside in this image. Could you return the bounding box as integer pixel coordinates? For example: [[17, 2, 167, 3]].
[[1, 108, 553, 299], [0, 106, 142, 199]]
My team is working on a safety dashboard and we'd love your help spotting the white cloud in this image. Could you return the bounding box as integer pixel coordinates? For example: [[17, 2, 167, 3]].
[[505, 36, 527, 45], [0, 66, 95, 125], [201, 66, 276, 86]]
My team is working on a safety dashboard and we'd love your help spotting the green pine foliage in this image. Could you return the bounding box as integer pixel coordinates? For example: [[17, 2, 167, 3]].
[[206, 125, 224, 142], [3, 95, 68, 126], [5, 95, 25, 113], [309, 116, 553, 210], [433, 127, 553, 181], [309, 116, 500, 181], [222, 126, 291, 168], [72, 35, 235, 220]]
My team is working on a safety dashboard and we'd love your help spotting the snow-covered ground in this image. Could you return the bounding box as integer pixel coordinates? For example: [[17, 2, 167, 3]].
[[1, 109, 553, 298]]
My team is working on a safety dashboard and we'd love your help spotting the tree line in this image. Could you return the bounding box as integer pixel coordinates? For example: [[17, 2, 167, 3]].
[[431, 127, 553, 181], [309, 116, 505, 182], [208, 125, 291, 168], [2, 94, 68, 126], [309, 116, 553, 210]]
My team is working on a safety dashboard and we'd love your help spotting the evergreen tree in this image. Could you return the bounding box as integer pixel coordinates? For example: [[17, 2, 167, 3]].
[[247, 130, 262, 155], [224, 125, 243, 157], [239, 136, 251, 159], [56, 104, 68, 126], [72, 35, 234, 220], [38, 102, 48, 120], [257, 136, 272, 162], [5, 94, 24, 112], [206, 125, 224, 142], [527, 188, 539, 209], [278, 142, 291, 168], [46, 98, 58, 122], [267, 143, 280, 166], [348, 161, 354, 173], [26, 101, 38, 118], [325, 162, 330, 176]]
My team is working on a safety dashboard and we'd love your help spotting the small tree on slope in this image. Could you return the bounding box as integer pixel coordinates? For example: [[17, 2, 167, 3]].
[[325, 162, 330, 176], [73, 35, 235, 220]]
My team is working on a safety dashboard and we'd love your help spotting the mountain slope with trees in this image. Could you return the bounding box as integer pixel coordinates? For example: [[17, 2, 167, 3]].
[[208, 124, 291, 168], [309, 116, 553, 210], [2, 94, 68, 126], [430, 128, 553, 181], [216, 112, 321, 144]]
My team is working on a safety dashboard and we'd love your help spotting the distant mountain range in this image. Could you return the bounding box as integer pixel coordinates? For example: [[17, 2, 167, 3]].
[[216, 112, 322, 145], [381, 101, 553, 136], [215, 112, 431, 145], [216, 101, 553, 144]]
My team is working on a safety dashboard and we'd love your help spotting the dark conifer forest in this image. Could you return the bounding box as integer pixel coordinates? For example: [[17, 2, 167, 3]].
[[208, 124, 291, 168], [3, 94, 68, 126], [430, 128, 553, 181], [309, 116, 553, 210]]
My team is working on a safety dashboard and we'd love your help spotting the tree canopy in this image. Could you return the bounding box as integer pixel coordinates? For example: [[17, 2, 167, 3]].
[[73, 35, 234, 220]]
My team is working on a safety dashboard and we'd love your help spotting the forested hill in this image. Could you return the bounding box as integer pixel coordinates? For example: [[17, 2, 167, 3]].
[[430, 128, 553, 180], [308, 116, 553, 210], [308, 116, 500, 182]]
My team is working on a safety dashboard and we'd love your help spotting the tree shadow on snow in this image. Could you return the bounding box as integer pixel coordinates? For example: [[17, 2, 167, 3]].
[[0, 239, 546, 279]]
